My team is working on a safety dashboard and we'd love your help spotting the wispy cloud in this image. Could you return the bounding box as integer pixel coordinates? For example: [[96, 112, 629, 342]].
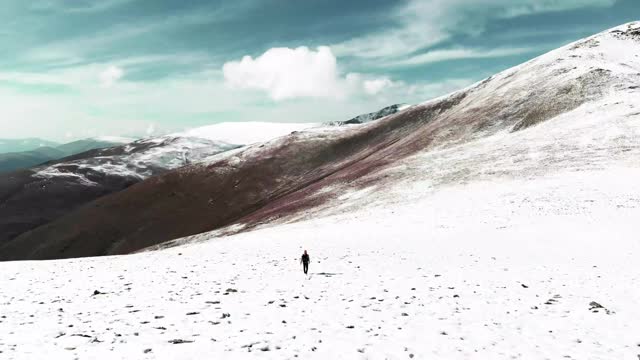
[[21, 12, 215, 66], [14, 1, 258, 71], [331, 0, 617, 61], [30, 0, 136, 13], [384, 47, 537, 67]]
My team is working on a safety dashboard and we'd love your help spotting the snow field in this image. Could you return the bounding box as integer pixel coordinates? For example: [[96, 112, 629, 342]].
[[1, 168, 639, 359]]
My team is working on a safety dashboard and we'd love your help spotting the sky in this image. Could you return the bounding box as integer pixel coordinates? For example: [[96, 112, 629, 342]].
[[0, 0, 638, 141]]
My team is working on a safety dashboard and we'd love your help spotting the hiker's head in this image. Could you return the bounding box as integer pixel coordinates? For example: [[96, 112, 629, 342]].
[[304, 250, 307, 254]]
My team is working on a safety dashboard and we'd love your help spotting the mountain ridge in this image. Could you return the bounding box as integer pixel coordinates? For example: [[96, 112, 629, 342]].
[[324, 104, 412, 126]]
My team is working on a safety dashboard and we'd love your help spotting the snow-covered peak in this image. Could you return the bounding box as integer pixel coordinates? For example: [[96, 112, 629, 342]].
[[526, 21, 640, 73], [326, 104, 413, 126], [91, 136, 137, 144], [401, 21, 640, 152], [30, 121, 323, 184], [34, 135, 241, 184], [173, 122, 320, 145]]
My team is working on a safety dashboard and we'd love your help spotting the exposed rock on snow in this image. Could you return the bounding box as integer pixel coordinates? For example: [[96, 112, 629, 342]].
[[324, 104, 412, 126]]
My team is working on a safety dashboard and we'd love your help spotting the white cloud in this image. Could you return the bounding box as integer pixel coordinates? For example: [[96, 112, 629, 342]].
[[363, 78, 394, 95], [223, 46, 341, 100], [331, 0, 616, 60], [223, 46, 394, 100], [99, 65, 124, 87]]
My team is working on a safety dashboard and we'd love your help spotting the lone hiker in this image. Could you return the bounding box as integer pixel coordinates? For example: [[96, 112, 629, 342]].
[[300, 250, 310, 275]]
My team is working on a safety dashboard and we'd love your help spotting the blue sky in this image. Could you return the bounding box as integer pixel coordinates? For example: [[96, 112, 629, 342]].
[[1, 0, 638, 141]]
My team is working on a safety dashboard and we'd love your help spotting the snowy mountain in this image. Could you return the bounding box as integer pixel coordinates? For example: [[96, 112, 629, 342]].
[[174, 122, 319, 145], [36, 136, 239, 182], [1, 22, 640, 359], [325, 103, 412, 126], [0, 136, 237, 249], [3, 22, 639, 260], [0, 137, 135, 173]]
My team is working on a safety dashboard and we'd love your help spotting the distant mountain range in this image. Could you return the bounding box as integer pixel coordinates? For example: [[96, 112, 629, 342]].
[[0, 137, 136, 173], [0, 147, 66, 173]]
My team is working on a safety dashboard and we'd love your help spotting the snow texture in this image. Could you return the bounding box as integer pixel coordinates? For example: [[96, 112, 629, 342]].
[[174, 122, 320, 145], [33, 136, 239, 183], [91, 136, 137, 144], [32, 122, 318, 184]]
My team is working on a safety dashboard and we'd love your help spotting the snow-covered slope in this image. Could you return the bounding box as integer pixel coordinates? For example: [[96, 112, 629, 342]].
[[1, 22, 640, 359], [3, 171, 637, 359], [91, 136, 137, 144], [34, 121, 321, 184], [174, 122, 319, 145], [35, 136, 239, 183]]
